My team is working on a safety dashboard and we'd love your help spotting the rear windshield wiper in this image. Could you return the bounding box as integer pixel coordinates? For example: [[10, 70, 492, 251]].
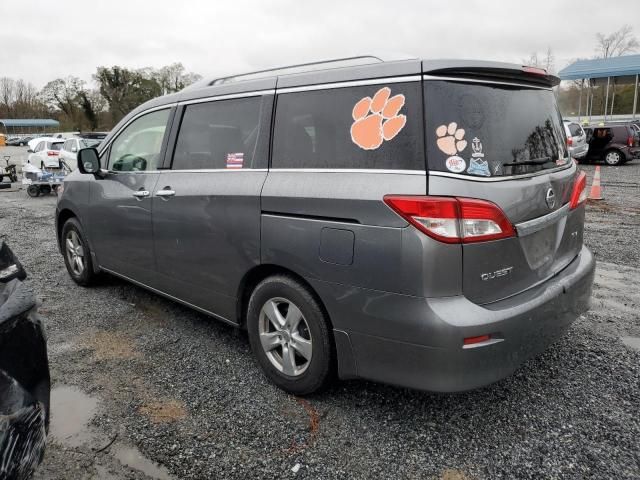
[[503, 156, 552, 166]]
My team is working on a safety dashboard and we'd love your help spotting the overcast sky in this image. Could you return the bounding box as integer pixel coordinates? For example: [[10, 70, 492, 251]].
[[3, 0, 638, 88]]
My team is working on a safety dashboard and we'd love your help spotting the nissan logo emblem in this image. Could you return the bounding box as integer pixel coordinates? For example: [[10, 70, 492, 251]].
[[545, 188, 556, 209]]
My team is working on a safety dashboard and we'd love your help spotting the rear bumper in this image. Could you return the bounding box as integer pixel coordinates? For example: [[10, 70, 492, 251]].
[[314, 245, 595, 392], [570, 144, 588, 159]]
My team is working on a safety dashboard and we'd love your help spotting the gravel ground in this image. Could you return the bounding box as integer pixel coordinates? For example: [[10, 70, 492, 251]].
[[0, 153, 639, 480]]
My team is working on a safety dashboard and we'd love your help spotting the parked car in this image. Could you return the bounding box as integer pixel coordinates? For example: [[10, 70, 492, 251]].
[[27, 138, 65, 169], [57, 57, 595, 395], [583, 123, 640, 165], [0, 241, 50, 479], [78, 132, 109, 140], [6, 136, 34, 147], [563, 120, 589, 159], [59, 138, 101, 170]]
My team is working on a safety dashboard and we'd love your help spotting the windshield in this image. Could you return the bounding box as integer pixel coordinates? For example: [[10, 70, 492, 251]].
[[424, 80, 569, 178]]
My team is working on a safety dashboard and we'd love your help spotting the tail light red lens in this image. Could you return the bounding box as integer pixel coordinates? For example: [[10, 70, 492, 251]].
[[383, 196, 516, 244], [628, 136, 634, 147], [47, 151, 58, 156], [569, 171, 588, 209], [567, 137, 573, 147]]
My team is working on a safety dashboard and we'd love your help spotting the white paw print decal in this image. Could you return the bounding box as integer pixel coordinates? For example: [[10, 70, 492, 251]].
[[436, 122, 467, 156]]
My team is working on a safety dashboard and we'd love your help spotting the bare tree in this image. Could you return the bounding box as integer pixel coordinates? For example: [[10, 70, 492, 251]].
[[523, 47, 555, 73], [595, 25, 639, 58]]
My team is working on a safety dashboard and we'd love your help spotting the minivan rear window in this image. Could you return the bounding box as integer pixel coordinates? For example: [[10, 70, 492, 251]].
[[424, 81, 569, 178], [272, 82, 424, 170]]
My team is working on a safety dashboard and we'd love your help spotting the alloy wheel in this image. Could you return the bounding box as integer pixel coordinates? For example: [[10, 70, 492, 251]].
[[258, 297, 313, 376], [65, 230, 85, 276]]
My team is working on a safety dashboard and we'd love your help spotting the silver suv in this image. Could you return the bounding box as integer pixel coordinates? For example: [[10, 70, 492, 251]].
[[563, 120, 589, 160], [56, 57, 595, 395]]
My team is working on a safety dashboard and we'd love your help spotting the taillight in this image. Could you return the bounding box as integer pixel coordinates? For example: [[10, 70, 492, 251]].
[[569, 171, 587, 209], [47, 151, 58, 156], [628, 136, 634, 147], [383, 196, 516, 244], [567, 137, 573, 147], [522, 65, 547, 75]]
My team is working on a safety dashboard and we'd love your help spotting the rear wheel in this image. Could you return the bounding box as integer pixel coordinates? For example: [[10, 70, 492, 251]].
[[26, 185, 40, 197], [604, 149, 623, 166], [61, 218, 96, 286], [247, 275, 334, 395]]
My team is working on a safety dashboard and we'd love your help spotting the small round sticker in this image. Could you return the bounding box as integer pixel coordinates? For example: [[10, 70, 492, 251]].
[[445, 156, 466, 173]]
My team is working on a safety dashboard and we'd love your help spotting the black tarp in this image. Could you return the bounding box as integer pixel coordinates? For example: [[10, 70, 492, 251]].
[[0, 243, 49, 480]]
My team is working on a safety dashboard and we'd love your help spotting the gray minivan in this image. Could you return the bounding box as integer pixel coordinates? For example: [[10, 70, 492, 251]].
[[56, 57, 595, 395]]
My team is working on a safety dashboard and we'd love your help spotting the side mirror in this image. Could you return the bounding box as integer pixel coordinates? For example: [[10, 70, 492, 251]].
[[27, 149, 33, 153], [77, 148, 101, 174]]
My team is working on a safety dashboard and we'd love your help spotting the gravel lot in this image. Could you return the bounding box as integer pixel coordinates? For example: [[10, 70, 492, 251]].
[[1, 149, 639, 480]]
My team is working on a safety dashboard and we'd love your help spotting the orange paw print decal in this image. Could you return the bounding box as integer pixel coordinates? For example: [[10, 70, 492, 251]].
[[350, 87, 406, 150]]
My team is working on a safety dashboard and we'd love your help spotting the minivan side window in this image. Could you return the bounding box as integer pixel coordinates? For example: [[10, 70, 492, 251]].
[[107, 109, 170, 172], [172, 96, 262, 170], [272, 82, 424, 170]]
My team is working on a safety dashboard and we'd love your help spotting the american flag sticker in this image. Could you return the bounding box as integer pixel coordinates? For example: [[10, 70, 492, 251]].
[[226, 152, 244, 169]]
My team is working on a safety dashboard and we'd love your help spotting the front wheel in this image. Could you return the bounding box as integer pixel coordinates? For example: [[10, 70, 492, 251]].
[[26, 185, 40, 197], [247, 275, 334, 395], [61, 218, 96, 286], [604, 149, 623, 166]]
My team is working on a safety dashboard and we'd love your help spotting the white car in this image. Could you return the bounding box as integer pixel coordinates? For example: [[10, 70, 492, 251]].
[[27, 138, 65, 169], [59, 138, 101, 170]]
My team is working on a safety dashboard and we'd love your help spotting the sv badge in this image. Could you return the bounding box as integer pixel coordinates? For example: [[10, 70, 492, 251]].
[[480, 266, 514, 281]]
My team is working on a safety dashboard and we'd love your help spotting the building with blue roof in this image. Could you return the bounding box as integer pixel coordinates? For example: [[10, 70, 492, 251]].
[[0, 119, 60, 135], [558, 54, 640, 123]]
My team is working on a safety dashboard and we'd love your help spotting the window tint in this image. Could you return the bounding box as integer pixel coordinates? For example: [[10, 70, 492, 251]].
[[108, 109, 170, 172], [272, 82, 424, 170], [172, 96, 262, 170], [48, 142, 63, 151], [568, 123, 582, 137], [35, 141, 44, 152], [425, 81, 569, 177]]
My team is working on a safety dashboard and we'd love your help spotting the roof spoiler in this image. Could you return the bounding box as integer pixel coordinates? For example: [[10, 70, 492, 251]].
[[423, 60, 560, 87]]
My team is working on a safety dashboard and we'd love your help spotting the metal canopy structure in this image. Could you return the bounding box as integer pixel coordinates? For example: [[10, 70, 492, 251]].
[[558, 54, 640, 122], [0, 119, 60, 135]]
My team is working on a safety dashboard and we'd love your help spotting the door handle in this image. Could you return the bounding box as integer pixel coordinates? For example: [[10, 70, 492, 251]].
[[156, 188, 176, 198], [132, 190, 150, 198]]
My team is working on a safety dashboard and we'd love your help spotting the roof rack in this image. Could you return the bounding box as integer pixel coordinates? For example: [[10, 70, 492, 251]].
[[209, 55, 386, 86]]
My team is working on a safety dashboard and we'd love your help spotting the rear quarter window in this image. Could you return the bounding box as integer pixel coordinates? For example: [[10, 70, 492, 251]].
[[272, 82, 424, 170]]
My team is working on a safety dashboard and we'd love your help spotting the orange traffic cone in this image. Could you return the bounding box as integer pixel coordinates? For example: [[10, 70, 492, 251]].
[[588, 166, 603, 200]]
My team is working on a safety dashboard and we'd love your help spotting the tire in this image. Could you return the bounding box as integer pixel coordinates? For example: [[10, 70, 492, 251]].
[[61, 218, 96, 286], [27, 185, 40, 197], [247, 275, 334, 395], [604, 149, 623, 166], [39, 185, 51, 196]]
